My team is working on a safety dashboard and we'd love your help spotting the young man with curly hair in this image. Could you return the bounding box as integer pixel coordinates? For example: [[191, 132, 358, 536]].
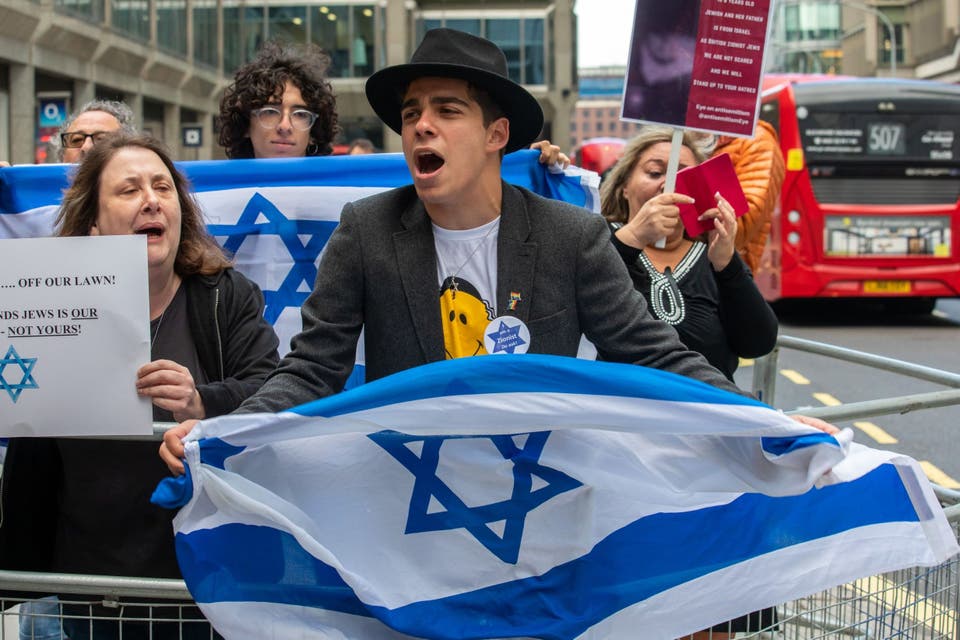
[[218, 40, 339, 159]]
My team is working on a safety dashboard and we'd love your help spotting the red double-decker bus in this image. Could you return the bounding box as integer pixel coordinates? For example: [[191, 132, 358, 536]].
[[756, 74, 960, 312]]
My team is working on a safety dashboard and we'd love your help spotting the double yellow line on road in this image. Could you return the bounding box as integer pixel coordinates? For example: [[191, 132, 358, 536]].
[[811, 391, 899, 445]]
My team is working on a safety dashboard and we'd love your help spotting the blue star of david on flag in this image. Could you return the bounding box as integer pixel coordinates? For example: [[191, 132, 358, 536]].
[[0, 345, 38, 403], [487, 320, 527, 354], [369, 430, 582, 564], [207, 193, 338, 324]]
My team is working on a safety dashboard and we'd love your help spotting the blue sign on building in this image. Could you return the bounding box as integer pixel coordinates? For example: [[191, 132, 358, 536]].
[[38, 97, 69, 129]]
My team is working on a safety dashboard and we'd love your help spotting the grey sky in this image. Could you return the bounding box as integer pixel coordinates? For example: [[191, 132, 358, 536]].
[[576, 0, 635, 68]]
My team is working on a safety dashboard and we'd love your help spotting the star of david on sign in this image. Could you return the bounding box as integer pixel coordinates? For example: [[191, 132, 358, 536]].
[[207, 193, 338, 324], [369, 430, 582, 564], [0, 345, 39, 403]]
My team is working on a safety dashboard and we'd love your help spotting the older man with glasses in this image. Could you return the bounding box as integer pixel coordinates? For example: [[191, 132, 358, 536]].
[[0, 100, 135, 166], [55, 99, 138, 163]]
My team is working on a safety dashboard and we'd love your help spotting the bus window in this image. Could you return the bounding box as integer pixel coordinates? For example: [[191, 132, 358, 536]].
[[759, 97, 779, 135]]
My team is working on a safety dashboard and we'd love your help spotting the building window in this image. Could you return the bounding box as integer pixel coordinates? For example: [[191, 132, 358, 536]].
[[523, 18, 545, 85], [111, 0, 149, 40], [223, 3, 264, 73], [782, 2, 839, 43], [193, 0, 218, 69], [310, 4, 375, 78], [417, 13, 548, 86], [445, 18, 481, 36], [783, 5, 801, 42], [55, 0, 104, 23], [488, 19, 521, 83], [268, 6, 307, 45], [157, 0, 187, 56], [312, 5, 349, 77], [879, 23, 904, 65], [351, 5, 375, 77]]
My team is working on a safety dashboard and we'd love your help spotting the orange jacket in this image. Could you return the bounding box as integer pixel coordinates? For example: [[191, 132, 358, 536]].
[[712, 120, 785, 273]]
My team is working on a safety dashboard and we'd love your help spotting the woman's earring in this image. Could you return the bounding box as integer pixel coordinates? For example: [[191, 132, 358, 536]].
[[306, 141, 319, 156]]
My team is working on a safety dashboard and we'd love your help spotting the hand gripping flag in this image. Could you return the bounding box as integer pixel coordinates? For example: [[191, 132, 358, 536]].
[[0, 152, 599, 385], [155, 354, 958, 639]]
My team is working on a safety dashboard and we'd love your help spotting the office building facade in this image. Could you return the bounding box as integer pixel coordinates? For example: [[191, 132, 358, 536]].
[[569, 66, 643, 153], [767, 0, 959, 81], [0, 0, 577, 164]]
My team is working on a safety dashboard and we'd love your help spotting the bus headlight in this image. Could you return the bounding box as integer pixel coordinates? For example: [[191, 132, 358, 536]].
[[787, 231, 801, 245], [787, 210, 801, 224]]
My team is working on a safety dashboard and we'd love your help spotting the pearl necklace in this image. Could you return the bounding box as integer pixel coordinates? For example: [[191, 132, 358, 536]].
[[637, 242, 704, 325]]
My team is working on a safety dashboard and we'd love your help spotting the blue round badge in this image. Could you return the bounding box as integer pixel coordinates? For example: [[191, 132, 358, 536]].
[[483, 315, 530, 355]]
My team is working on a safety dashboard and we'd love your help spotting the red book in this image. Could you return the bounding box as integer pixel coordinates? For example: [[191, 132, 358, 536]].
[[674, 152, 749, 237]]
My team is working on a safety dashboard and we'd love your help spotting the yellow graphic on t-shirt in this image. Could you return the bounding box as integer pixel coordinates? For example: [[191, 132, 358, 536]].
[[439, 276, 495, 359]]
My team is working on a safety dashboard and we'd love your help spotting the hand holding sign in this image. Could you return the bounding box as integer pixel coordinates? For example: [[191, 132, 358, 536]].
[[136, 359, 205, 422]]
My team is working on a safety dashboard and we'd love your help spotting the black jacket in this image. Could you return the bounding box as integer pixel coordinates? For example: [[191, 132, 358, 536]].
[[186, 268, 281, 416]]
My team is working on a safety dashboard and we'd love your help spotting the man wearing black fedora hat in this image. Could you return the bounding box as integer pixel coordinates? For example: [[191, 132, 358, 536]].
[[161, 29, 779, 471]]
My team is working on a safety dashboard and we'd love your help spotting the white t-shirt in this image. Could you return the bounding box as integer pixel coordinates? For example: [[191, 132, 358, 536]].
[[433, 217, 499, 358]]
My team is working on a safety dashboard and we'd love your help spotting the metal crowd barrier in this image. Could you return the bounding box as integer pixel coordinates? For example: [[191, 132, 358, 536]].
[[683, 502, 960, 639], [0, 578, 213, 640], [751, 335, 960, 418], [726, 334, 960, 639], [2, 335, 959, 638]]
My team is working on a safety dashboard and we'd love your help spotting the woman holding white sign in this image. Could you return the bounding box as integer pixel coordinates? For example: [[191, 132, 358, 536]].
[[56, 134, 281, 421], [0, 134, 280, 639]]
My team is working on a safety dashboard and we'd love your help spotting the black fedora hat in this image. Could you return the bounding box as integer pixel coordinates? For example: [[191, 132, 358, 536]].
[[365, 28, 544, 154]]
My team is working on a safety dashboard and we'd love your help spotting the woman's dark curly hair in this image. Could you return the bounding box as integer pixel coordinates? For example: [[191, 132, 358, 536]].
[[218, 40, 339, 158]]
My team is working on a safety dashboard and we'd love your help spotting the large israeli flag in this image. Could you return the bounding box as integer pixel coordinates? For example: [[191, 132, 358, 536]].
[[157, 355, 958, 639], [0, 152, 599, 368]]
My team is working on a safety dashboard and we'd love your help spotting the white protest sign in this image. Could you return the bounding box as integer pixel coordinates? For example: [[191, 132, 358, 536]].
[[0, 235, 152, 436]]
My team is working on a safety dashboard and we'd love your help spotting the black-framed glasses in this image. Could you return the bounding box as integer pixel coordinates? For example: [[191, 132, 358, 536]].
[[250, 107, 318, 131], [60, 131, 112, 149]]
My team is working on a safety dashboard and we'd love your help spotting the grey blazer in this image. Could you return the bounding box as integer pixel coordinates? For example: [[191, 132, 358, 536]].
[[238, 182, 742, 413]]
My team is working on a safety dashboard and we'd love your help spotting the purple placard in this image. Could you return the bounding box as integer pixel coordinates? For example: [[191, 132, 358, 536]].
[[622, 0, 773, 137]]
